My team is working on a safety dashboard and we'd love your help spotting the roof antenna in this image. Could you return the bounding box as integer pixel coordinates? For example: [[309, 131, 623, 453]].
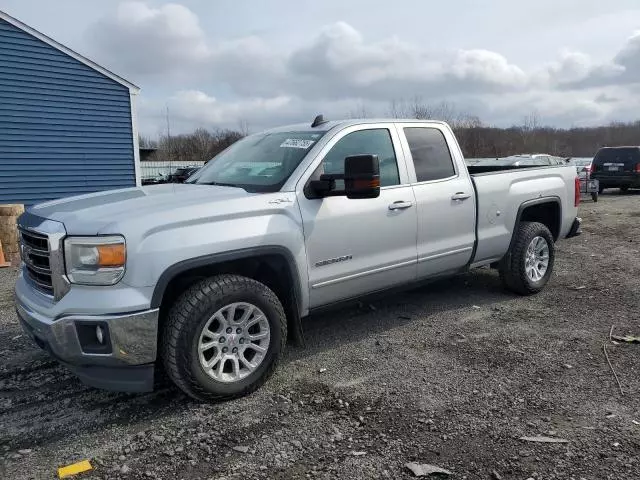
[[311, 114, 328, 128]]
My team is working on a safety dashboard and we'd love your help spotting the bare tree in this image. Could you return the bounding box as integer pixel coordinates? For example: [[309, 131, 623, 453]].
[[519, 111, 540, 151], [150, 128, 245, 165], [347, 102, 370, 119], [388, 99, 404, 118], [138, 135, 157, 149], [143, 107, 640, 163], [237, 119, 250, 137]]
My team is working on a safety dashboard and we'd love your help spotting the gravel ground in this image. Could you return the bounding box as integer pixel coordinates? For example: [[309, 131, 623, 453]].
[[1, 191, 639, 480]]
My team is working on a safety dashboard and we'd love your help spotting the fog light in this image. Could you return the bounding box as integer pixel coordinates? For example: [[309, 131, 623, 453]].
[[96, 325, 105, 344]]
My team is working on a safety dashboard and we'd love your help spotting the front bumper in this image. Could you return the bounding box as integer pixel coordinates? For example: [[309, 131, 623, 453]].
[[566, 217, 582, 239], [16, 298, 159, 392]]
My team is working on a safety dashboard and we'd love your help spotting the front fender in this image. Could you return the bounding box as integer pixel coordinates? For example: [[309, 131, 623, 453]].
[[118, 200, 309, 315], [149, 245, 306, 316]]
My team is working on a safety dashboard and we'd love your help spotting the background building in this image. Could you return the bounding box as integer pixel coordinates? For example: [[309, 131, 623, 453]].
[[0, 10, 140, 206]]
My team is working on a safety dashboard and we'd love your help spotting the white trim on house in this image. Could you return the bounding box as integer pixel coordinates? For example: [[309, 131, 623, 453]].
[[129, 92, 142, 187], [0, 9, 140, 94]]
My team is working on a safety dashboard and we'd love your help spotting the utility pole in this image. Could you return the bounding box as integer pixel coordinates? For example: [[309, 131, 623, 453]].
[[165, 104, 172, 177], [166, 104, 171, 138]]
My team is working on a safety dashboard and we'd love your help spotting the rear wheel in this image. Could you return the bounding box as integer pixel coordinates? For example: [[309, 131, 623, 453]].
[[591, 192, 599, 202], [161, 274, 287, 402], [598, 185, 605, 194], [499, 222, 555, 295]]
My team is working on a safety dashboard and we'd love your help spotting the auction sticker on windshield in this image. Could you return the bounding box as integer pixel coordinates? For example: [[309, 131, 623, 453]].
[[280, 139, 315, 149]]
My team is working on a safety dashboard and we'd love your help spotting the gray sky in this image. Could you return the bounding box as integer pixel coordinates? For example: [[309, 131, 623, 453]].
[[3, 0, 640, 135]]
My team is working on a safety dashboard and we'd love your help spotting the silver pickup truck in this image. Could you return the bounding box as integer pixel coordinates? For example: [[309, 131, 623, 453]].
[[15, 118, 582, 401]]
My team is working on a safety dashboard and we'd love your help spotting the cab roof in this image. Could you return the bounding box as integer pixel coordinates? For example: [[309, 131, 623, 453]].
[[262, 118, 450, 134]]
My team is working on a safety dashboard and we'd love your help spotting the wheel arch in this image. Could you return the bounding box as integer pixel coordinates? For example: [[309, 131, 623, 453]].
[[512, 197, 562, 243], [151, 246, 305, 346]]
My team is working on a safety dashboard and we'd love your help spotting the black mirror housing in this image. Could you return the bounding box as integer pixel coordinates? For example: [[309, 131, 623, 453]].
[[345, 154, 380, 199], [305, 154, 380, 199]]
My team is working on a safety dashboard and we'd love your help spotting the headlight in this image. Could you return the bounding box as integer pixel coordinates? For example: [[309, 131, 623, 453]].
[[64, 236, 126, 285]]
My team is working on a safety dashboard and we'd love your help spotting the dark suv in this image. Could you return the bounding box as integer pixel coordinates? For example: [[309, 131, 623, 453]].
[[591, 146, 640, 193], [166, 166, 201, 183]]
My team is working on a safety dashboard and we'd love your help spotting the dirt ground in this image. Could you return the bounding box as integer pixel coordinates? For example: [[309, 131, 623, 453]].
[[1, 191, 639, 480]]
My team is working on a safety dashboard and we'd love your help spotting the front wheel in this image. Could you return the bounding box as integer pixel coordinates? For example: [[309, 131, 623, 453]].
[[161, 274, 287, 402], [591, 192, 599, 202], [499, 222, 555, 295]]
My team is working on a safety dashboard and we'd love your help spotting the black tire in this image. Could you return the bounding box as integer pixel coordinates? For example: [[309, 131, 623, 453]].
[[591, 192, 598, 202], [499, 222, 555, 296], [620, 186, 629, 193], [598, 185, 605, 194], [161, 274, 287, 402]]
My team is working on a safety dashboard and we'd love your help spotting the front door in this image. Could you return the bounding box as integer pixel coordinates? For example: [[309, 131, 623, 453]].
[[297, 125, 418, 308]]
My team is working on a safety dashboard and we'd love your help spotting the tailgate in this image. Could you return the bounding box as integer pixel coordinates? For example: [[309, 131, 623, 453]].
[[593, 148, 640, 175]]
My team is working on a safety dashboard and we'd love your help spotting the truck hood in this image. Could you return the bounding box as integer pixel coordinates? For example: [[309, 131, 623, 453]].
[[29, 184, 255, 235]]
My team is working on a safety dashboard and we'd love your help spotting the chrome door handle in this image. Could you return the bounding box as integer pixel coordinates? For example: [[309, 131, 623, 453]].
[[451, 192, 471, 201], [388, 200, 413, 210]]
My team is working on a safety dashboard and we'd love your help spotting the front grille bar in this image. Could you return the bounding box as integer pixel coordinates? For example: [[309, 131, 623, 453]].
[[20, 230, 54, 295], [17, 213, 69, 302]]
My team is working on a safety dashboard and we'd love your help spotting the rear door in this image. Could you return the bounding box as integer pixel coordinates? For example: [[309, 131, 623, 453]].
[[396, 124, 476, 279]]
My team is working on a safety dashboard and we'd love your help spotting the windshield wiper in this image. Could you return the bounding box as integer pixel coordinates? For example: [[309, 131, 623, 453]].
[[199, 181, 241, 188]]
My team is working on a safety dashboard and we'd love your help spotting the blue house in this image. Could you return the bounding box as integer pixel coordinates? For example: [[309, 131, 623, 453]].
[[0, 10, 140, 206]]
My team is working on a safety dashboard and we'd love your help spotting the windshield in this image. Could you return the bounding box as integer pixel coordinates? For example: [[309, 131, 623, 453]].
[[571, 159, 591, 166], [188, 131, 326, 192]]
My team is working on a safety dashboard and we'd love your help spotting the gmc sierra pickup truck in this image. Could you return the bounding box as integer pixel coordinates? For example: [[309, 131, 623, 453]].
[[15, 117, 582, 401]]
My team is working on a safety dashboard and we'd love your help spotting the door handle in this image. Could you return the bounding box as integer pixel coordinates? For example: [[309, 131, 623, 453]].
[[451, 192, 471, 201], [388, 200, 413, 210]]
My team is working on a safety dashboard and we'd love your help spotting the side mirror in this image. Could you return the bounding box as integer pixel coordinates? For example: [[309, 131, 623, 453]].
[[344, 154, 380, 199]]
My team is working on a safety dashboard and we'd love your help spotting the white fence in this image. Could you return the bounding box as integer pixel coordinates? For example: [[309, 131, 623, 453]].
[[140, 161, 206, 179]]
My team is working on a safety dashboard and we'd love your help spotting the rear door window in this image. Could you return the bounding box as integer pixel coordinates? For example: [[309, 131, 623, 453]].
[[404, 128, 456, 182]]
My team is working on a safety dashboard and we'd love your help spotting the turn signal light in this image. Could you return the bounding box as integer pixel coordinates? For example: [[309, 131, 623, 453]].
[[96, 244, 126, 267], [352, 178, 380, 189]]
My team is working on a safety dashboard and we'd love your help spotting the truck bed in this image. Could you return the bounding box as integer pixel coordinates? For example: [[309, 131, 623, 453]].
[[467, 164, 578, 267], [467, 164, 560, 175]]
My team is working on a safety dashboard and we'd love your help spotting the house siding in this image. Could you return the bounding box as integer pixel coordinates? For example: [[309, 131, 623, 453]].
[[0, 18, 136, 205]]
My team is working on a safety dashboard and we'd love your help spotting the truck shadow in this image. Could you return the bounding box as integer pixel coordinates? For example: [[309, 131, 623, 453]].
[[601, 189, 640, 196], [0, 269, 514, 451], [288, 268, 510, 360]]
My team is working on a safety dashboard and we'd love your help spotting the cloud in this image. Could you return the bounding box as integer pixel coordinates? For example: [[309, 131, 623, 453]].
[[612, 30, 640, 80], [207, 37, 286, 96], [90, 8, 528, 100], [286, 22, 528, 100], [89, 2, 210, 77], [594, 93, 619, 104], [87, 2, 640, 133], [168, 90, 293, 126], [553, 31, 640, 89], [545, 50, 596, 83]]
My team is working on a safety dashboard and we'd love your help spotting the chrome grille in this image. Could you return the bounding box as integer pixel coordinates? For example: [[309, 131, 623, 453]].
[[19, 229, 54, 295]]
